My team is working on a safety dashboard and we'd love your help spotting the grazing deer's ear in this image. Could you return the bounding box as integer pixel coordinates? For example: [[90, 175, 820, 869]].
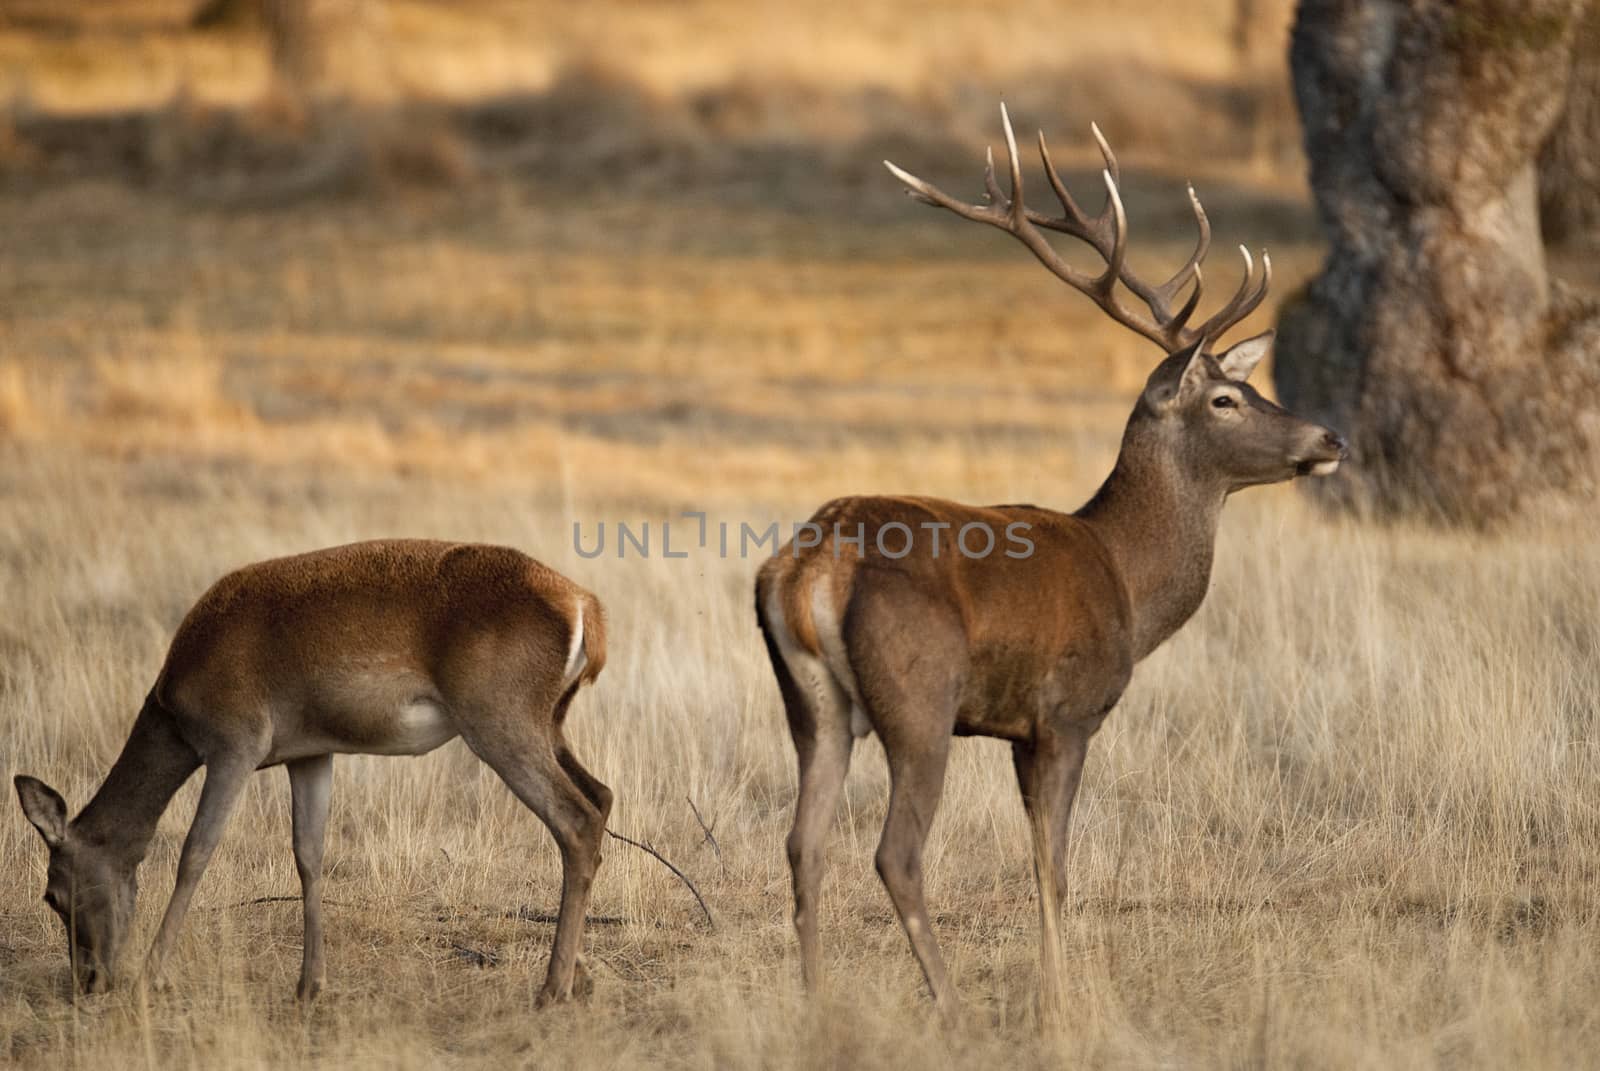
[[1143, 338, 1209, 411], [1216, 329, 1274, 382], [15, 775, 68, 848]]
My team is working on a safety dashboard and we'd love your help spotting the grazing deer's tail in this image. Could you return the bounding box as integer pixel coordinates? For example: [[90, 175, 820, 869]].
[[578, 592, 607, 686]]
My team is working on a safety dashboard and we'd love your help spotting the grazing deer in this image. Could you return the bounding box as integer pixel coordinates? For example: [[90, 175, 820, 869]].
[[14, 539, 612, 1005], [755, 106, 1347, 1014]]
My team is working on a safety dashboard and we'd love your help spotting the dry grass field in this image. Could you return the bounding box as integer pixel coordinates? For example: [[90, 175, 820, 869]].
[[5, 2, 1600, 1067]]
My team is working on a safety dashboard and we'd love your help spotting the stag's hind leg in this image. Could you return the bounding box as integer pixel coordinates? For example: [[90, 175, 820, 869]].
[[846, 585, 964, 1015], [787, 710, 853, 992], [759, 590, 854, 993], [456, 701, 606, 1009], [875, 726, 955, 1013]]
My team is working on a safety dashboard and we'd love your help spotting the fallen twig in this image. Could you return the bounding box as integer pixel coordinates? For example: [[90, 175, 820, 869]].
[[221, 895, 347, 909], [449, 943, 500, 968], [606, 829, 715, 930], [507, 907, 628, 927], [685, 796, 724, 875]]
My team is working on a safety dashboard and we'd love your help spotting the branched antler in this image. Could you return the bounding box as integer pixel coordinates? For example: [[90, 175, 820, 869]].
[[884, 104, 1271, 351]]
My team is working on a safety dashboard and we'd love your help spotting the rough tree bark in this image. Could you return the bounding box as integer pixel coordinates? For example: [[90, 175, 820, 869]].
[[194, 0, 323, 91], [1540, 2, 1600, 245], [262, 0, 323, 90], [1276, 0, 1600, 523]]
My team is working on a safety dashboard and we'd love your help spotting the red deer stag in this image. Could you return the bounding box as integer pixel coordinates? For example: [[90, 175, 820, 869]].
[[16, 540, 611, 1005], [756, 105, 1347, 1014]]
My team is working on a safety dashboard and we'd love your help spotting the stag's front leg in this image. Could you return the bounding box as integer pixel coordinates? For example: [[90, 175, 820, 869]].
[[287, 754, 333, 1001], [1011, 725, 1090, 905], [1012, 724, 1090, 1023]]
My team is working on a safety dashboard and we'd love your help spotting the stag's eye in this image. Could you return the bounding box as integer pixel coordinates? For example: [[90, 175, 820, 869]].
[[1211, 394, 1237, 410]]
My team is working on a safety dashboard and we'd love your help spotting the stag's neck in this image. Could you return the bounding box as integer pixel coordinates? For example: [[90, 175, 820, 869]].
[[72, 699, 200, 869], [1075, 437, 1226, 661]]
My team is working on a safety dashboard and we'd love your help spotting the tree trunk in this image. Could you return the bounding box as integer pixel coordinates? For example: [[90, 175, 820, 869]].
[[263, 0, 322, 91], [1540, 2, 1600, 245], [1276, 0, 1600, 523]]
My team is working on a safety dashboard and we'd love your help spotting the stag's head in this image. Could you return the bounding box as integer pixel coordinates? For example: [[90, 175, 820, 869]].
[[1138, 330, 1346, 491], [15, 775, 136, 994], [885, 105, 1347, 492]]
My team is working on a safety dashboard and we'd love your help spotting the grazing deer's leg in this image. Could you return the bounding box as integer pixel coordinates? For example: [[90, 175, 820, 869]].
[[554, 740, 613, 825], [144, 752, 262, 985], [287, 754, 333, 1001], [876, 728, 956, 1014], [553, 686, 613, 826], [458, 717, 605, 1008], [553, 726, 611, 999]]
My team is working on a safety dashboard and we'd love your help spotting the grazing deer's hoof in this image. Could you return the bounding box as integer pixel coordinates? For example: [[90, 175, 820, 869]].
[[296, 977, 323, 1003], [571, 959, 595, 1002]]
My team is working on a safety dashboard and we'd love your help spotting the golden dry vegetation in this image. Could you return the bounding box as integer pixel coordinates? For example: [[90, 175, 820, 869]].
[[5, 2, 1600, 1068]]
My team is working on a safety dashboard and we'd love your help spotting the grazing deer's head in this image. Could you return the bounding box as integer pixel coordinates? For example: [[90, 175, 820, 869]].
[[16, 775, 136, 994], [885, 105, 1346, 493]]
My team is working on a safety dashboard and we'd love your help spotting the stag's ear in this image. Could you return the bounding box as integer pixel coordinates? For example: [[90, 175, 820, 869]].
[[15, 775, 68, 848], [1143, 338, 1210, 411], [1216, 329, 1274, 382]]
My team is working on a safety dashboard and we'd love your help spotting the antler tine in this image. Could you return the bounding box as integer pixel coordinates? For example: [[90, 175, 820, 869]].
[[1097, 168, 1129, 288], [1152, 185, 1212, 309], [883, 107, 1177, 350], [883, 158, 1000, 222], [1030, 126, 1116, 250], [1232, 249, 1272, 329], [982, 146, 1004, 206], [1190, 246, 1273, 346], [999, 102, 1027, 228], [1090, 121, 1119, 187], [1024, 128, 1218, 340], [1086, 122, 1125, 240], [1168, 263, 1204, 340], [1036, 129, 1093, 233]]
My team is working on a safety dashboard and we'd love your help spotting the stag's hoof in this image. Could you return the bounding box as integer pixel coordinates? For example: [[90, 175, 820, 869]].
[[296, 976, 323, 1003], [571, 960, 595, 1002]]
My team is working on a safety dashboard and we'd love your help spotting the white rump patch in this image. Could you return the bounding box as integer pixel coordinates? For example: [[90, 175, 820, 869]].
[[809, 583, 866, 721], [562, 600, 587, 689], [763, 582, 862, 740]]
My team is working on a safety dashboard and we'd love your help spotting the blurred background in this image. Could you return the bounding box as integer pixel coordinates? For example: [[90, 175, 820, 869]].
[[9, 6, 1600, 1068], [0, 0, 1323, 511]]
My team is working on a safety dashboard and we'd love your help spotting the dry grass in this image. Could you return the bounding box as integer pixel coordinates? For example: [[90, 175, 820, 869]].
[[6, 2, 1600, 1068]]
